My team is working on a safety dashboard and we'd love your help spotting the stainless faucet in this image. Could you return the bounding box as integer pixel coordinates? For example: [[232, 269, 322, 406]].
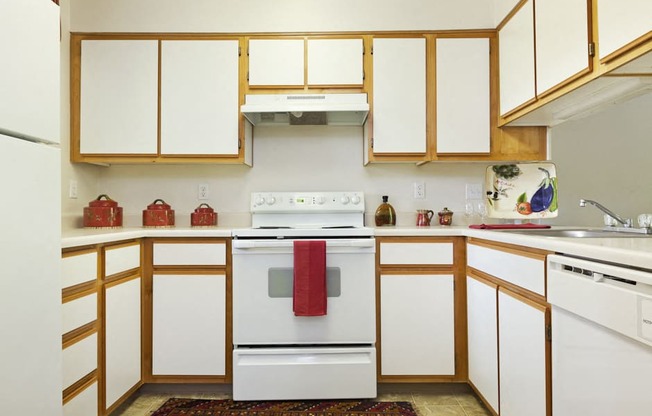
[[579, 199, 632, 227]]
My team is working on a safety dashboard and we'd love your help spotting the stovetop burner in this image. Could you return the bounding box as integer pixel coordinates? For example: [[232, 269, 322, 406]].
[[233, 192, 371, 239]]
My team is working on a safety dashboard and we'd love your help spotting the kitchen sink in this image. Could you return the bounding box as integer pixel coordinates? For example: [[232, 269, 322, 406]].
[[499, 228, 652, 238]]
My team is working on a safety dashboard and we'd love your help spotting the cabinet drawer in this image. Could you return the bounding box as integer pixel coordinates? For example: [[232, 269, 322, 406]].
[[62, 251, 97, 289], [105, 243, 140, 277], [467, 243, 545, 296], [64, 381, 98, 416], [153, 242, 226, 266], [62, 293, 97, 335], [380, 242, 453, 265], [63, 333, 97, 391]]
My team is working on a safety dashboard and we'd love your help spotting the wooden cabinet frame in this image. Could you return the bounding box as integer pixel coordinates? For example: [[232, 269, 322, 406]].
[[71, 31, 547, 166], [70, 34, 248, 165], [61, 245, 101, 415], [466, 238, 552, 416], [142, 238, 233, 384], [376, 236, 468, 382], [498, 0, 652, 126]]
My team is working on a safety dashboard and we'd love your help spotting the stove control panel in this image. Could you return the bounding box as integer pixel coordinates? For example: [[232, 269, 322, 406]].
[[251, 192, 365, 213]]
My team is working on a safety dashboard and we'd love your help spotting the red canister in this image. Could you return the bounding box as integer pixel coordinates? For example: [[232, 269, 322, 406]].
[[142, 199, 175, 227], [191, 203, 218, 227], [83, 194, 123, 228]]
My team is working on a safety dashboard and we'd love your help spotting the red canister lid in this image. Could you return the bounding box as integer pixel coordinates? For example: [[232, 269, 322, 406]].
[[88, 194, 118, 208], [194, 203, 214, 213], [146, 199, 171, 210]]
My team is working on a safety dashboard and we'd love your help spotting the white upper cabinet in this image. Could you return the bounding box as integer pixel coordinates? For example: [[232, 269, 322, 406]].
[[307, 39, 364, 86], [372, 38, 427, 154], [80, 40, 158, 154], [499, 0, 536, 115], [160, 40, 239, 155], [248, 39, 304, 86], [598, 0, 652, 60], [436, 37, 490, 154], [0, 0, 60, 143], [535, 0, 590, 95]]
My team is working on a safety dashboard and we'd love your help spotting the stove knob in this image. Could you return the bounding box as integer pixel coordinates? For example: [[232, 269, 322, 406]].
[[351, 195, 361, 205], [315, 196, 326, 205], [266, 196, 276, 206], [340, 195, 350, 205], [255, 196, 266, 206]]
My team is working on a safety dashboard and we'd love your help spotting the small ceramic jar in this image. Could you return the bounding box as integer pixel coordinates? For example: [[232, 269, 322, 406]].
[[438, 207, 454, 226]]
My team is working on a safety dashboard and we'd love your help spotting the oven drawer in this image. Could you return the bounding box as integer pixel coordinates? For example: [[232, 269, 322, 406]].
[[233, 346, 376, 400]]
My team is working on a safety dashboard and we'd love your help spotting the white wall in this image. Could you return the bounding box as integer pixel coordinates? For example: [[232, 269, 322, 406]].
[[69, 0, 494, 33], [97, 127, 490, 227], [60, 0, 102, 229], [548, 92, 652, 226]]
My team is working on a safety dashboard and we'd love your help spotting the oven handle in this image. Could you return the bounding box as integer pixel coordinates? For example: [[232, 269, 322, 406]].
[[233, 239, 375, 250]]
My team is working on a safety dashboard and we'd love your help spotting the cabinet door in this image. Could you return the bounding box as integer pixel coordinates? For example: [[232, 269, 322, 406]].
[[0, 0, 59, 143], [80, 40, 158, 154], [248, 39, 304, 86], [466, 276, 499, 414], [380, 274, 455, 375], [498, 288, 548, 416], [535, 0, 590, 94], [372, 38, 427, 154], [105, 277, 141, 410], [436, 38, 490, 154], [152, 274, 226, 376], [307, 39, 364, 85], [499, 1, 536, 115], [161, 40, 239, 155], [598, 0, 652, 60]]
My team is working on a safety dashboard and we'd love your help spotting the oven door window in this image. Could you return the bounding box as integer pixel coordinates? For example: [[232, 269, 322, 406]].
[[268, 267, 341, 298]]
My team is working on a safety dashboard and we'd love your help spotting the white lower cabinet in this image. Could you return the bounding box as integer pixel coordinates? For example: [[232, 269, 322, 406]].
[[498, 289, 548, 416], [63, 381, 98, 416], [467, 240, 550, 415], [152, 274, 226, 376], [466, 276, 499, 413], [380, 274, 455, 375], [105, 277, 142, 410]]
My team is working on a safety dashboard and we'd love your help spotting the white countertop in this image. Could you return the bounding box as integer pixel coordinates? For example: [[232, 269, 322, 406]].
[[61, 226, 232, 248], [62, 225, 652, 270]]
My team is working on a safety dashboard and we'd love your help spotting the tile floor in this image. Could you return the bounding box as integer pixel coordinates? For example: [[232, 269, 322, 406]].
[[111, 383, 492, 416]]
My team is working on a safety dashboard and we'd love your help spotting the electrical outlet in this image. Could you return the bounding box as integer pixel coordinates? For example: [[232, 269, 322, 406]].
[[414, 182, 426, 199], [466, 183, 483, 200], [68, 180, 78, 199], [198, 184, 209, 200]]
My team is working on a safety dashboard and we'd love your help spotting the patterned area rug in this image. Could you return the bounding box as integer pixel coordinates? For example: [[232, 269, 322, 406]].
[[151, 399, 418, 416]]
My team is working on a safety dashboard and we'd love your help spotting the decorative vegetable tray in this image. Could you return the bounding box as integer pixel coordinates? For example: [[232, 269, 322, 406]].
[[485, 163, 558, 219]]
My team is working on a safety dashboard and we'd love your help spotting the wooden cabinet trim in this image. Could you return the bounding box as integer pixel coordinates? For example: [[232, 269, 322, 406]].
[[104, 271, 141, 288], [62, 280, 97, 302], [62, 369, 98, 405], [467, 238, 550, 260], [468, 267, 547, 305], [62, 321, 98, 349], [498, 285, 549, 312]]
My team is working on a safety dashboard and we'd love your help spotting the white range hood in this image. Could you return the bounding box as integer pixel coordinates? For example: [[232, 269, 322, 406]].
[[241, 93, 369, 126]]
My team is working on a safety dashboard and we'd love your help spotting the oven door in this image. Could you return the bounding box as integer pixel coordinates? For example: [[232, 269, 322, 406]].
[[232, 238, 376, 345]]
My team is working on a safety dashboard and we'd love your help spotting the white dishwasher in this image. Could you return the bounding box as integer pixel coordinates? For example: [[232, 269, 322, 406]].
[[547, 254, 652, 416]]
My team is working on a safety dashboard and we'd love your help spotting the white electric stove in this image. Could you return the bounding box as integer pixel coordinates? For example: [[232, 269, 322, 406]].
[[231, 192, 377, 401]]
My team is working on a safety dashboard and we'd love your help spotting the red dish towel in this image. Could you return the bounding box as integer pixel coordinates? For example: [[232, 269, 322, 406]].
[[293, 240, 327, 316]]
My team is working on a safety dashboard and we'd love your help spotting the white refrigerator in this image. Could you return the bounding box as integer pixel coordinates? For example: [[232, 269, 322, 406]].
[[0, 0, 62, 415]]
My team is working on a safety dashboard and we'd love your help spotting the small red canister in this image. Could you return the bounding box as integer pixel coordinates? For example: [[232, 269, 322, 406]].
[[142, 199, 175, 227], [191, 203, 218, 227], [83, 194, 123, 228]]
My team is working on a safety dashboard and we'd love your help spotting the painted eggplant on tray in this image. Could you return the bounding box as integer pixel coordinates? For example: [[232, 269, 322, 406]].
[[485, 163, 558, 219]]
